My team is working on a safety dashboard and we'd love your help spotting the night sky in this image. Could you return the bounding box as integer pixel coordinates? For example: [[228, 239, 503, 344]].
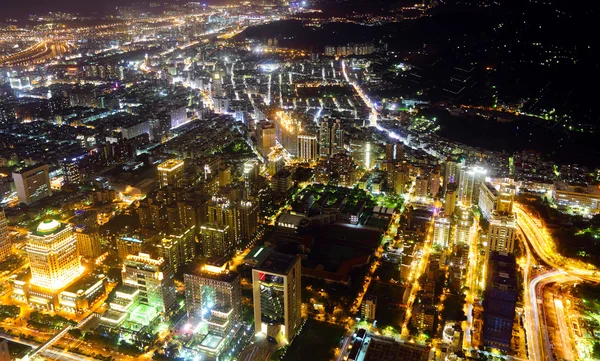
[[2, 0, 229, 19]]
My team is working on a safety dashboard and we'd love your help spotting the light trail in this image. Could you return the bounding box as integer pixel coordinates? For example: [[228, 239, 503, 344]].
[[517, 203, 600, 361], [341, 59, 378, 126]]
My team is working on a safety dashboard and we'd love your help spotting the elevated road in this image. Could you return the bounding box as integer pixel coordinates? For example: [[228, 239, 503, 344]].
[[516, 203, 600, 361]]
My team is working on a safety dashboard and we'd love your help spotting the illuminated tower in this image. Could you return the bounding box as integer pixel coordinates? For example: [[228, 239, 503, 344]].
[[252, 252, 301, 343], [61, 158, 82, 185], [433, 216, 450, 248], [122, 253, 177, 313], [444, 183, 458, 217], [27, 219, 81, 291], [256, 121, 277, 158], [319, 117, 344, 157], [297, 134, 318, 162], [0, 209, 10, 261], [488, 211, 517, 254], [157, 159, 185, 188], [184, 261, 241, 336], [458, 166, 487, 207]]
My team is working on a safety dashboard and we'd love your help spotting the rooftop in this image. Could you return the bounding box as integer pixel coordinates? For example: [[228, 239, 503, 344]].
[[255, 251, 299, 275], [36, 219, 62, 234]]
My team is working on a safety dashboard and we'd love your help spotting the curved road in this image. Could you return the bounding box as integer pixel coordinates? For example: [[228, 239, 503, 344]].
[[516, 203, 600, 361]]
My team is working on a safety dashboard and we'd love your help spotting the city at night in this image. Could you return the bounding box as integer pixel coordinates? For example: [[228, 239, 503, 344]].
[[0, 0, 598, 360]]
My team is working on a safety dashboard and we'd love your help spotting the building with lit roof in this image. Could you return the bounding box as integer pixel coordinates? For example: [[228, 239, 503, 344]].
[[99, 253, 176, 343], [183, 259, 242, 360], [157, 159, 185, 188], [27, 219, 81, 292]]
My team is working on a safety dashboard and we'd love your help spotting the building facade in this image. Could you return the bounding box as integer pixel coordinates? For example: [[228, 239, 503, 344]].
[[252, 252, 302, 343], [13, 164, 52, 205]]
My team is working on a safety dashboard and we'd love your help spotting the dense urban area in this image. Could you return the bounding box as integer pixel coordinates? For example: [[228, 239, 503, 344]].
[[0, 0, 599, 361]]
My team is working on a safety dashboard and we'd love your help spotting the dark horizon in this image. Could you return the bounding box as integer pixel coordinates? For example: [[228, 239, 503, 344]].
[[1, 0, 232, 19]]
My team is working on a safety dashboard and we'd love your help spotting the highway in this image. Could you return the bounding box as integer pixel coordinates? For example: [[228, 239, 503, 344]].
[[516, 203, 600, 361], [0, 331, 101, 361], [553, 298, 575, 361]]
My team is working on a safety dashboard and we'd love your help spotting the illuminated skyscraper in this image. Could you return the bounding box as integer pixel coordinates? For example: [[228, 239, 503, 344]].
[[433, 216, 451, 248], [156, 226, 196, 273], [184, 260, 242, 359], [454, 207, 474, 246], [122, 253, 177, 313], [256, 121, 277, 158], [200, 223, 231, 257], [61, 158, 82, 185], [297, 134, 319, 162], [319, 117, 344, 157], [458, 166, 487, 207], [184, 261, 241, 334], [74, 226, 102, 259], [488, 211, 517, 254], [0, 209, 10, 261], [27, 219, 81, 291], [12, 164, 52, 205], [157, 159, 185, 188], [444, 157, 465, 193], [252, 252, 301, 343], [444, 183, 458, 217], [496, 182, 516, 213]]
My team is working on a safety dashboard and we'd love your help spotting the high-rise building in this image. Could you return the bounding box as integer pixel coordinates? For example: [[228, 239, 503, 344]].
[[496, 182, 516, 213], [122, 253, 177, 313], [12, 164, 52, 205], [238, 200, 258, 242], [361, 295, 377, 321], [479, 182, 499, 220], [458, 166, 487, 207], [415, 177, 429, 198], [252, 252, 301, 343], [207, 197, 238, 245], [0, 209, 10, 261], [184, 261, 241, 332], [256, 121, 277, 158], [488, 211, 517, 254], [318, 117, 344, 157], [156, 226, 196, 273], [429, 169, 441, 198], [200, 223, 230, 257], [74, 226, 102, 259], [271, 169, 293, 196], [27, 219, 81, 291], [184, 260, 242, 359], [117, 236, 144, 260], [433, 216, 451, 248], [297, 134, 319, 162], [211, 72, 224, 98], [483, 252, 517, 351], [444, 183, 458, 217], [444, 157, 465, 193], [454, 207, 473, 246], [393, 165, 408, 194], [157, 159, 185, 188], [61, 158, 82, 185]]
